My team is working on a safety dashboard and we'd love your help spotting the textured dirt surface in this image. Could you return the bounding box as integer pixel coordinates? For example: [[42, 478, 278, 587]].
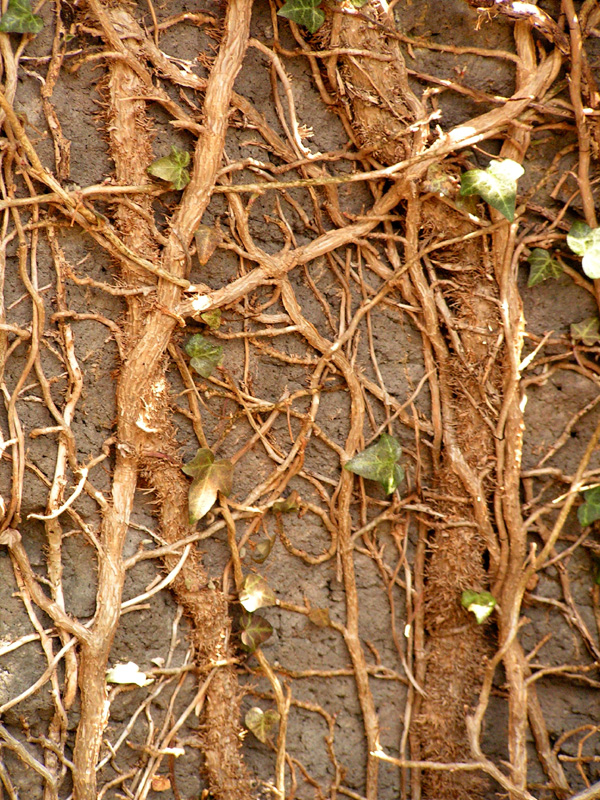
[[0, 1, 599, 799]]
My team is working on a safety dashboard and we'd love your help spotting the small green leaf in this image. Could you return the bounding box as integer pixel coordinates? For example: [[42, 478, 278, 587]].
[[277, 0, 325, 33], [245, 706, 280, 743], [526, 249, 562, 287], [182, 448, 233, 523], [251, 537, 275, 564], [0, 0, 43, 33], [184, 334, 223, 378], [147, 146, 190, 190], [239, 573, 276, 613], [344, 433, 404, 495], [460, 159, 524, 221], [199, 309, 222, 330], [578, 486, 600, 527], [570, 317, 600, 346], [461, 590, 496, 624], [239, 611, 273, 653]]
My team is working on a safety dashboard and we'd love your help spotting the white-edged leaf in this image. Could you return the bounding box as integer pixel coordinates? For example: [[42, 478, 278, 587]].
[[461, 590, 496, 624], [567, 220, 593, 256], [239, 573, 276, 613], [182, 448, 233, 523], [106, 661, 153, 687], [277, 0, 325, 33], [526, 248, 562, 287], [567, 222, 600, 278], [245, 706, 280, 743], [460, 159, 524, 221], [344, 433, 404, 495]]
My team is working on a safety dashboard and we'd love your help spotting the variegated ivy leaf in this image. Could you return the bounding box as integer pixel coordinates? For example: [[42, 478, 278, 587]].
[[245, 706, 280, 743], [277, 0, 325, 33], [526, 249, 562, 287], [460, 159, 524, 222], [182, 448, 233, 523], [344, 433, 404, 495], [461, 590, 496, 624], [239, 611, 273, 654], [184, 333, 223, 378], [570, 317, 600, 346], [0, 0, 43, 33], [239, 574, 276, 613], [566, 221, 600, 279]]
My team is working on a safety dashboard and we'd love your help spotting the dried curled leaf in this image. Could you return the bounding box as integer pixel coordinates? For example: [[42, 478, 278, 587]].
[[106, 661, 153, 687], [251, 536, 275, 564], [194, 224, 221, 266], [239, 573, 276, 613], [344, 433, 404, 495], [182, 448, 233, 523], [308, 607, 330, 628], [245, 706, 280, 743], [460, 159, 524, 222]]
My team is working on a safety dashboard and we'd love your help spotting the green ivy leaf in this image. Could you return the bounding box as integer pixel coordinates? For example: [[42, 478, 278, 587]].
[[567, 222, 600, 279], [0, 0, 43, 33], [239, 573, 276, 613], [526, 249, 562, 287], [578, 486, 600, 527], [277, 0, 325, 33], [461, 590, 496, 624], [182, 448, 233, 523], [147, 146, 190, 190], [184, 334, 223, 378], [460, 159, 524, 222], [344, 433, 404, 495], [570, 317, 600, 346], [245, 706, 280, 743], [239, 611, 273, 653]]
